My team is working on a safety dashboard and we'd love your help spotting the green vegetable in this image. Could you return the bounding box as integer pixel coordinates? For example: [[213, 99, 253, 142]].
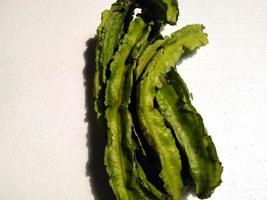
[[104, 16, 167, 200], [119, 21, 168, 199], [104, 16, 147, 200], [136, 24, 208, 200], [94, 0, 134, 121], [92, 0, 223, 198], [156, 69, 223, 198]]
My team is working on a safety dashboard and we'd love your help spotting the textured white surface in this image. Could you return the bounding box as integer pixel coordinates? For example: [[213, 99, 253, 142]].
[[1, 0, 267, 199]]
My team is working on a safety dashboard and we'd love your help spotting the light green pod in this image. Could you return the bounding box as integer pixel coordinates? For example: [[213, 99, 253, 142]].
[[105, 16, 168, 200], [104, 16, 147, 200], [94, 0, 134, 121], [118, 23, 168, 200], [156, 69, 223, 198], [136, 24, 208, 200]]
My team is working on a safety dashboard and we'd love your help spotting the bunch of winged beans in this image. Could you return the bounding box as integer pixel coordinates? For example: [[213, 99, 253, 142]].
[[92, 0, 223, 199]]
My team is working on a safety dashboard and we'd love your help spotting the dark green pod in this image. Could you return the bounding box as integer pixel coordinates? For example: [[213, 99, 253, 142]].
[[137, 0, 179, 25], [156, 69, 223, 198]]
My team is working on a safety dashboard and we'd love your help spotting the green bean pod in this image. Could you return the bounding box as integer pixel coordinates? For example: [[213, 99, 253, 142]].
[[94, 0, 134, 120], [136, 24, 208, 200], [119, 22, 168, 199], [156, 69, 223, 198], [105, 16, 168, 200]]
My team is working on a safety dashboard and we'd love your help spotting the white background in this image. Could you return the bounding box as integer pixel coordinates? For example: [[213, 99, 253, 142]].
[[1, 0, 267, 199]]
